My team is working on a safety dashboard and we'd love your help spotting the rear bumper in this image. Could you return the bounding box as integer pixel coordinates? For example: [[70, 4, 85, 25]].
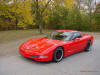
[[19, 50, 52, 62]]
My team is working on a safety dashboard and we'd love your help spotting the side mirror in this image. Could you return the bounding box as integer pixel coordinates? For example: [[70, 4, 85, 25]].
[[74, 38, 80, 41]]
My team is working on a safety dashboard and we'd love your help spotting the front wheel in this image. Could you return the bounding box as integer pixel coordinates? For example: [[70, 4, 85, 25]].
[[84, 41, 92, 52], [53, 47, 64, 62]]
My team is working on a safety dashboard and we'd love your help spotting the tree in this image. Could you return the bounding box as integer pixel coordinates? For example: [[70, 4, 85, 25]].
[[34, 0, 52, 34], [8, 0, 34, 30], [8, 0, 23, 30], [93, 2, 100, 31], [0, 0, 13, 30], [22, 0, 34, 28]]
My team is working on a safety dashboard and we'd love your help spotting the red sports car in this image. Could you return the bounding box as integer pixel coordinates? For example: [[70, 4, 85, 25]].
[[19, 30, 93, 62]]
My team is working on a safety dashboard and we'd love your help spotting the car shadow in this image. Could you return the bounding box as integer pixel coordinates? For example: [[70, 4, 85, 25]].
[[62, 50, 91, 62], [19, 50, 92, 64], [20, 56, 53, 64]]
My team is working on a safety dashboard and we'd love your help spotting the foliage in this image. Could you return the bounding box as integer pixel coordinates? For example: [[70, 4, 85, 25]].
[[0, 0, 100, 32], [92, 3, 100, 31]]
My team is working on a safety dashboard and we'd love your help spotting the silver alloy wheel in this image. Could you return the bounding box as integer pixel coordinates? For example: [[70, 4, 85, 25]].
[[55, 47, 63, 62]]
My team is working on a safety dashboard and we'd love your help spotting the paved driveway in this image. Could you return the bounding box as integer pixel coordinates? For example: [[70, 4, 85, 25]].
[[0, 36, 100, 75]]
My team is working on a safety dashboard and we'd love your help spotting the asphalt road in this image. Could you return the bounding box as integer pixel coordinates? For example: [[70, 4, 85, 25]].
[[0, 37, 100, 75]]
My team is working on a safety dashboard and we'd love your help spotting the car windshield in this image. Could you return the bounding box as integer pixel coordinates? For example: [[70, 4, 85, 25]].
[[46, 31, 73, 41]]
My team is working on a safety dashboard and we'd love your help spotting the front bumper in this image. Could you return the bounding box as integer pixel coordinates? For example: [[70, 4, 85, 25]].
[[19, 50, 52, 62]]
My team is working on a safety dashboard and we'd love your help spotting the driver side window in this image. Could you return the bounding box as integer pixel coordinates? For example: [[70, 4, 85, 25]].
[[71, 32, 82, 40]]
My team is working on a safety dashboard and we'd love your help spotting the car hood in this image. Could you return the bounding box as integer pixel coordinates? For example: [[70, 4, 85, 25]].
[[20, 38, 63, 55]]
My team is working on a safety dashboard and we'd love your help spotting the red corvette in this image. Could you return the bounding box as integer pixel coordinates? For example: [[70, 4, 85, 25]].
[[19, 30, 93, 62]]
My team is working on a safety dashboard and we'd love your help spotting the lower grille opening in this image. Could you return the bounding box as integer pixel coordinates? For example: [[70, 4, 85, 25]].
[[30, 55, 39, 58], [37, 59, 41, 60]]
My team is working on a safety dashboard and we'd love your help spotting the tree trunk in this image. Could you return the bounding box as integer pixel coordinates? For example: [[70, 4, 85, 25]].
[[88, 0, 92, 26], [39, 23, 42, 34], [35, 0, 43, 34], [16, 17, 18, 30], [89, 0, 92, 25], [95, 0, 96, 6], [38, 15, 43, 34]]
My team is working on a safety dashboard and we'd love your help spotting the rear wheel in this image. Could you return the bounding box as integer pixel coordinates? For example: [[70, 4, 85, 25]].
[[84, 40, 91, 52], [53, 47, 64, 62]]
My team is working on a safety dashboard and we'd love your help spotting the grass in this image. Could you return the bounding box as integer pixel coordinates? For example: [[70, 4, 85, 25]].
[[0, 29, 54, 43]]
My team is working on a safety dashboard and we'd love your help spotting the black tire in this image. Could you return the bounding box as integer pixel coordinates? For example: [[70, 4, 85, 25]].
[[84, 40, 91, 52], [53, 47, 64, 62]]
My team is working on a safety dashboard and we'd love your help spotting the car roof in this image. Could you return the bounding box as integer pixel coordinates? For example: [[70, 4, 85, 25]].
[[56, 30, 78, 33]]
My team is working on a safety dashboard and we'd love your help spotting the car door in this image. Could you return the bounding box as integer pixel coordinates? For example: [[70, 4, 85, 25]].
[[67, 32, 83, 54]]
